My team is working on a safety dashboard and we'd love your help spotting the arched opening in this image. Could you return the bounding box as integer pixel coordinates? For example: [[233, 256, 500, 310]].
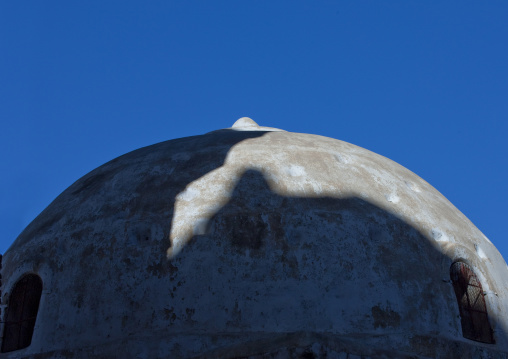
[[1, 274, 43, 353], [450, 262, 495, 344]]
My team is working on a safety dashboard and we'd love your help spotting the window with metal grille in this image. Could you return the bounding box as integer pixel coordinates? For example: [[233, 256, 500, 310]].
[[450, 262, 495, 344], [1, 274, 43, 353]]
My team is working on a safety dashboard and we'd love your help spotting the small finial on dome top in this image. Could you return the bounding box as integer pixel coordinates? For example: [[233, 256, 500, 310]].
[[232, 117, 259, 129]]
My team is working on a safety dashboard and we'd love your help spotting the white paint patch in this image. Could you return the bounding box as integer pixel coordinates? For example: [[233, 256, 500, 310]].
[[404, 181, 421, 193], [310, 181, 323, 195], [431, 229, 450, 242], [475, 244, 488, 259], [177, 186, 200, 201], [285, 165, 306, 177], [334, 153, 351, 164], [385, 193, 400, 203]]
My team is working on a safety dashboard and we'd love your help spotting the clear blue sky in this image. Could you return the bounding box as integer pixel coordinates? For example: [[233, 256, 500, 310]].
[[1, 2, 507, 261]]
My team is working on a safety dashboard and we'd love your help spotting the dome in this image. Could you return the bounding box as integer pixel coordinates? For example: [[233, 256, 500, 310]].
[[1, 119, 507, 358]]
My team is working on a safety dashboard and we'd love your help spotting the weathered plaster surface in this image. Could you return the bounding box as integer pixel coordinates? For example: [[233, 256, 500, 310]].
[[1, 119, 507, 358]]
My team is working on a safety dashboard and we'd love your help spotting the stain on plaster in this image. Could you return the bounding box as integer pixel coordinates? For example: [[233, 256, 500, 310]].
[[371, 304, 401, 329]]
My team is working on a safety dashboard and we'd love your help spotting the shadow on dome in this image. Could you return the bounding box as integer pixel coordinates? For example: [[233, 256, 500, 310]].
[[163, 168, 507, 358], [1, 129, 507, 359]]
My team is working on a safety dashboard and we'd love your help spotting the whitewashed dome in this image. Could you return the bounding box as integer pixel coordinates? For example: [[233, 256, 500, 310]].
[[1, 119, 507, 358]]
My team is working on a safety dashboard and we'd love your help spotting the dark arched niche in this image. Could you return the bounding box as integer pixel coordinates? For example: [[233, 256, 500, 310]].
[[1, 274, 43, 353]]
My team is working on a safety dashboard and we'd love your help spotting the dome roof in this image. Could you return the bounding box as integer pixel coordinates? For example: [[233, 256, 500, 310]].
[[1, 119, 507, 358]]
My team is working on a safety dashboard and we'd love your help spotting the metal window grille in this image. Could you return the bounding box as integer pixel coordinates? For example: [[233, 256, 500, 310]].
[[450, 262, 495, 344], [1, 274, 43, 353]]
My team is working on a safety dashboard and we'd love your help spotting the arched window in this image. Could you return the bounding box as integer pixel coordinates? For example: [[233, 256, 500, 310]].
[[450, 262, 495, 344], [1, 274, 43, 353]]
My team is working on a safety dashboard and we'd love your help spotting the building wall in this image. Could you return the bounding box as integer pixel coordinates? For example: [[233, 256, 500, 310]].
[[1, 129, 507, 358]]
